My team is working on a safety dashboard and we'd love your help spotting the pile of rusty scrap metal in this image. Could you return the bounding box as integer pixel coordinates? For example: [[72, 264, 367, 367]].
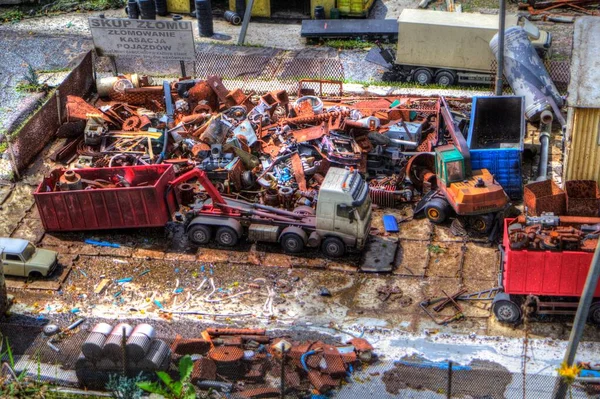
[[55, 74, 469, 209], [519, 0, 600, 16], [507, 213, 600, 252], [171, 328, 376, 397]]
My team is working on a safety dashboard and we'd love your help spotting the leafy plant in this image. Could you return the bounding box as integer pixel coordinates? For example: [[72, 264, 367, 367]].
[[106, 373, 144, 399], [137, 355, 196, 399], [427, 244, 446, 254], [0, 336, 47, 398], [15, 65, 48, 93], [0, 10, 24, 23]]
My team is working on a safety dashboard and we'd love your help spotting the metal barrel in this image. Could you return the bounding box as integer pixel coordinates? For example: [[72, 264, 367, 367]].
[[235, 0, 245, 16], [314, 5, 325, 19], [155, 0, 168, 16], [195, 0, 214, 37], [137, 0, 157, 19], [82, 323, 113, 360], [224, 10, 242, 25], [126, 0, 140, 18], [138, 339, 171, 371], [102, 323, 133, 361], [490, 27, 563, 121], [126, 324, 156, 362]]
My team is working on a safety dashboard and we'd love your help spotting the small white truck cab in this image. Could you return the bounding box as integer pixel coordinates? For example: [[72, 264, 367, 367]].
[[316, 168, 372, 256]]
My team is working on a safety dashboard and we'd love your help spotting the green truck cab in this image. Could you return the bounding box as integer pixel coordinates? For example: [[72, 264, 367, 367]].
[[0, 238, 58, 278]]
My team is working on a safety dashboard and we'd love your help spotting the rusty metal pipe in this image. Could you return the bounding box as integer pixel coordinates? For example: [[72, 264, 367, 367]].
[[206, 328, 266, 336]]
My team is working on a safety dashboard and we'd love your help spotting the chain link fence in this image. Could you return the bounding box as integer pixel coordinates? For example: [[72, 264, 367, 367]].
[[2, 319, 596, 398], [194, 44, 345, 95], [489, 59, 571, 96]]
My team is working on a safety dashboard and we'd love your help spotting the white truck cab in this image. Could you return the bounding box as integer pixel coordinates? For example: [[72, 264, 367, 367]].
[[316, 168, 372, 256]]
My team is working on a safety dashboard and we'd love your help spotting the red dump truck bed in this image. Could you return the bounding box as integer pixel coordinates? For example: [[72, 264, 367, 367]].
[[34, 165, 176, 232], [502, 218, 600, 297]]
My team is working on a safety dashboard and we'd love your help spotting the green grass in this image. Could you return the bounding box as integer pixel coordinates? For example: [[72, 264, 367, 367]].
[[322, 39, 375, 50], [0, 10, 24, 23], [343, 78, 488, 91], [37, 67, 72, 74]]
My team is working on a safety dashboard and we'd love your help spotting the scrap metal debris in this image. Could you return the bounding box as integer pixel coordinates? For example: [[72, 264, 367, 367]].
[[53, 76, 472, 212]]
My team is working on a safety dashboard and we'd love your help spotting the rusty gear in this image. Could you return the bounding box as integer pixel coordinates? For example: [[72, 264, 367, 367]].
[[122, 116, 141, 131]]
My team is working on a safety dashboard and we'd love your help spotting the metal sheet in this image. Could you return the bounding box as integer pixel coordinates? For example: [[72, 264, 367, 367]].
[[89, 18, 195, 61], [300, 19, 398, 39], [565, 107, 600, 185], [567, 17, 600, 108]]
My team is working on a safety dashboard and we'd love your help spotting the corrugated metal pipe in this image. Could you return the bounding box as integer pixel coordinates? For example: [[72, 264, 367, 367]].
[[536, 110, 553, 181]]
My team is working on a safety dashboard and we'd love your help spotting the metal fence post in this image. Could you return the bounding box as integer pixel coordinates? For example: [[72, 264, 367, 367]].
[[280, 351, 286, 399], [121, 326, 127, 376], [447, 360, 453, 399]]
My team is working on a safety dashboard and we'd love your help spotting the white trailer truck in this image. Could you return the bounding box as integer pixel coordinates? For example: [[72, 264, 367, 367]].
[[369, 9, 552, 86]]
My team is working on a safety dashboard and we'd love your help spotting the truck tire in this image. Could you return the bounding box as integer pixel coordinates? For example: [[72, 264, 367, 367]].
[[469, 214, 494, 234], [281, 234, 305, 254], [589, 302, 600, 326], [188, 224, 212, 245], [424, 198, 449, 224], [215, 226, 238, 247], [493, 299, 522, 324], [413, 68, 433, 85], [322, 237, 345, 258], [29, 271, 43, 279], [435, 71, 455, 86]]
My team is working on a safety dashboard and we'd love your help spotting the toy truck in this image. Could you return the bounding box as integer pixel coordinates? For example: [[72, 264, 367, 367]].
[[34, 165, 373, 258], [492, 215, 600, 325], [413, 97, 509, 235], [369, 9, 552, 86]]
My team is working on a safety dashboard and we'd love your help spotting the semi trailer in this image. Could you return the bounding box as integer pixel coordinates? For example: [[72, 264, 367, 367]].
[[368, 9, 552, 86]]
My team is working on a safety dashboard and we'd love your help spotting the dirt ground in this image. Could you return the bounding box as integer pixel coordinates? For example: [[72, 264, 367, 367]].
[[2, 131, 598, 346]]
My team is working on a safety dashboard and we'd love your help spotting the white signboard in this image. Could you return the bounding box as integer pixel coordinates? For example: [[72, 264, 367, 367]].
[[89, 17, 195, 61]]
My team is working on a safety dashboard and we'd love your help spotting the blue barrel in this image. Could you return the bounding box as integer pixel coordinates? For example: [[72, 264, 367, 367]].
[[126, 0, 140, 18], [155, 0, 168, 16], [138, 0, 156, 19], [235, 0, 245, 16], [314, 5, 325, 19], [195, 0, 214, 37]]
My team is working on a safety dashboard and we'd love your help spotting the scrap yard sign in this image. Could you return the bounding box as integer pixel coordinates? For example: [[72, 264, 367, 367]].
[[89, 17, 195, 61]]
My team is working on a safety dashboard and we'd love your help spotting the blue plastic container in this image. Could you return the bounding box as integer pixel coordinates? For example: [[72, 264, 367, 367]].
[[467, 96, 525, 200], [470, 149, 523, 200]]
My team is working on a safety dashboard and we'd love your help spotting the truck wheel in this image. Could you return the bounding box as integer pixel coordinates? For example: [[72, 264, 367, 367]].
[[281, 234, 305, 254], [322, 237, 345, 258], [435, 71, 455, 86], [493, 299, 522, 324], [424, 199, 448, 224], [28, 271, 43, 279], [469, 214, 494, 234], [413, 68, 433, 85], [188, 225, 212, 245], [589, 302, 600, 326], [215, 226, 238, 247]]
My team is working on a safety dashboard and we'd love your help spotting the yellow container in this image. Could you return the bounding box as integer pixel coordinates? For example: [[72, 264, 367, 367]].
[[167, 0, 191, 13], [229, 0, 271, 17], [338, 0, 350, 13]]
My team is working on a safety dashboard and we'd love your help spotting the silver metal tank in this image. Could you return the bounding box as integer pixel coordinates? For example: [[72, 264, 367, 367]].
[[490, 27, 563, 121], [126, 324, 156, 362], [102, 323, 133, 361], [138, 339, 171, 371], [82, 323, 113, 361]]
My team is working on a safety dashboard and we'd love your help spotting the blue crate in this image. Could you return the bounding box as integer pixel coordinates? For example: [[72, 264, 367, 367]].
[[470, 149, 523, 200]]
